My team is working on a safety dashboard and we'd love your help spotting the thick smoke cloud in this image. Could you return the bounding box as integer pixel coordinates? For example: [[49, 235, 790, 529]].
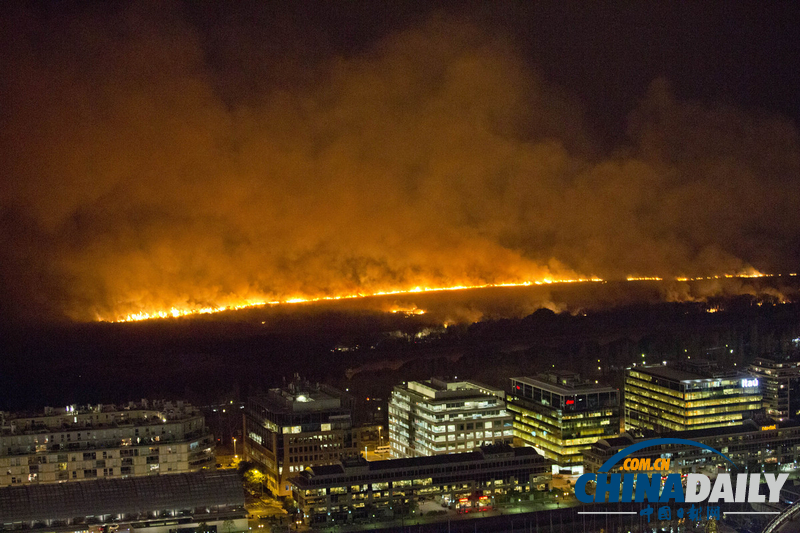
[[1, 6, 798, 322]]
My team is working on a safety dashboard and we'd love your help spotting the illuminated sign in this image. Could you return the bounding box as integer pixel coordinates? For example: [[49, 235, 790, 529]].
[[566, 400, 575, 405], [741, 378, 759, 388], [761, 425, 777, 431]]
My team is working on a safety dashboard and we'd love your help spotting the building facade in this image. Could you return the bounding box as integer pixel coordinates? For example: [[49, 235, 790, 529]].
[[244, 381, 358, 496], [584, 420, 800, 475], [624, 362, 763, 433], [749, 357, 800, 421], [507, 371, 620, 474], [290, 445, 550, 525], [387, 379, 512, 459], [0, 401, 214, 488]]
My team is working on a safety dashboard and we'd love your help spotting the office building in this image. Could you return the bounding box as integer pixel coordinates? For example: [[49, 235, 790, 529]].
[[0, 470, 245, 533], [584, 420, 800, 475], [244, 380, 358, 496], [749, 357, 800, 421], [290, 444, 550, 525], [507, 371, 620, 474], [0, 401, 214, 488], [624, 361, 763, 433], [387, 378, 512, 459]]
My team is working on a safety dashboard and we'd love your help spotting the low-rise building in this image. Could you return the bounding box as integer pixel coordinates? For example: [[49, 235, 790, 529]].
[[624, 361, 762, 434], [289, 445, 550, 525], [0, 469, 244, 532], [0, 401, 214, 488], [507, 371, 620, 474], [244, 380, 358, 495], [584, 420, 800, 475], [388, 378, 512, 458]]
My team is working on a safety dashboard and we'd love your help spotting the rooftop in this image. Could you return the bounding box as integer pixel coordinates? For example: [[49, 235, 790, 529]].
[[511, 374, 617, 395], [403, 378, 504, 400], [0, 470, 243, 523], [0, 401, 203, 436], [592, 420, 800, 453], [252, 382, 352, 414], [629, 363, 749, 383], [295, 445, 542, 482]]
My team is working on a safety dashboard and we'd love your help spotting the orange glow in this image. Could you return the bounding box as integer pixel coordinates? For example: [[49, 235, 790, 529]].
[[105, 269, 785, 323], [107, 277, 604, 322], [388, 304, 426, 316]]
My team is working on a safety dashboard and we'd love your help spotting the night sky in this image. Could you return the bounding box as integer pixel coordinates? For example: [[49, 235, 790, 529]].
[[1, 1, 799, 324]]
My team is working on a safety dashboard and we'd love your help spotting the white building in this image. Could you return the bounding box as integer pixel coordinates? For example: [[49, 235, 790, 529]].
[[0, 400, 214, 487], [388, 378, 513, 458]]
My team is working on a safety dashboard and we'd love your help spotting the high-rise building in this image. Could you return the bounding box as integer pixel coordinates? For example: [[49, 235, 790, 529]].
[[749, 357, 800, 421], [624, 361, 762, 434], [244, 381, 358, 495], [507, 371, 619, 474], [388, 378, 512, 459], [0, 401, 214, 488]]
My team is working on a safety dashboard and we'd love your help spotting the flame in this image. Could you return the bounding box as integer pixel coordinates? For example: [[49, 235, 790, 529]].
[[108, 277, 604, 322], [388, 304, 426, 316], [105, 269, 789, 323]]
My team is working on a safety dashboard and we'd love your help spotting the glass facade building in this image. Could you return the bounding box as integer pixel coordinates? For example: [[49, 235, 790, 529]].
[[507, 371, 619, 474], [749, 357, 800, 421], [624, 362, 763, 433]]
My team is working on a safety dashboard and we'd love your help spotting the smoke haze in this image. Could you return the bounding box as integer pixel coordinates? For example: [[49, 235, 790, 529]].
[[1, 4, 799, 322]]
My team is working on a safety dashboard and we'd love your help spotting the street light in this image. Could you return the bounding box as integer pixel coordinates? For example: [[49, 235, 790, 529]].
[[233, 437, 237, 459]]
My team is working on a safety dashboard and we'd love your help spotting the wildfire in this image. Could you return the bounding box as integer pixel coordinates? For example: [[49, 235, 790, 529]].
[[388, 305, 426, 316], [675, 271, 771, 282], [106, 269, 789, 323], [109, 277, 603, 322]]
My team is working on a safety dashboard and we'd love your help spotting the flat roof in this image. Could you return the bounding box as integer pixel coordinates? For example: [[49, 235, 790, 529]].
[[251, 384, 350, 414], [592, 420, 800, 453], [630, 365, 705, 382], [0, 470, 243, 523], [299, 446, 542, 481], [511, 376, 616, 395], [630, 365, 748, 383], [403, 379, 504, 401]]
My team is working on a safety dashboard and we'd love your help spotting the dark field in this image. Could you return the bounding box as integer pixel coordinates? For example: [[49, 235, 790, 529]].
[[2, 278, 800, 412]]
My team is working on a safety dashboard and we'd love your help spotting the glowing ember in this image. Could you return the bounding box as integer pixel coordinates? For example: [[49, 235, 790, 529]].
[[388, 305, 426, 316]]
